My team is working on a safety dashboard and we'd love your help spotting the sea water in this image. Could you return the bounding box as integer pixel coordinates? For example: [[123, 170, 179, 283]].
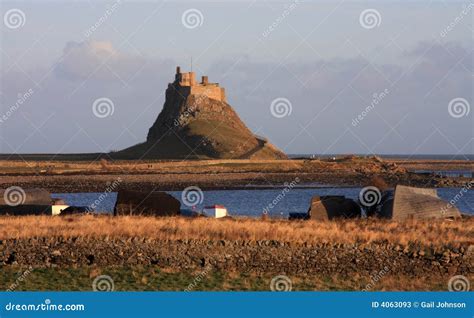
[[53, 187, 474, 216]]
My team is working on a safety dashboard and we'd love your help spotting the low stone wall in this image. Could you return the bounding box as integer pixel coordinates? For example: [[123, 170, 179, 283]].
[[1, 238, 472, 277]]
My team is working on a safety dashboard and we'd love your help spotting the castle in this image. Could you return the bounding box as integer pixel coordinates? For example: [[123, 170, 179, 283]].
[[117, 66, 288, 159], [169, 66, 226, 102]]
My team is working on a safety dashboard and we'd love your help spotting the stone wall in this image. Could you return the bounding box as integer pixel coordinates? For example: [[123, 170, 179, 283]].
[[190, 85, 226, 102], [1, 238, 472, 278], [174, 85, 225, 104]]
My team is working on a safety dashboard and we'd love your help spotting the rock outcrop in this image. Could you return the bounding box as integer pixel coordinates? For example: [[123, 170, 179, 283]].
[[116, 67, 287, 160]]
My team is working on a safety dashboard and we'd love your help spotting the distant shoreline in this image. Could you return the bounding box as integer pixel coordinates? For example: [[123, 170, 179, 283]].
[[0, 157, 472, 193], [0, 153, 473, 161], [289, 154, 474, 161]]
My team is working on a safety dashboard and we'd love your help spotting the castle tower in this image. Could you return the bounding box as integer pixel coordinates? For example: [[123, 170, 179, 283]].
[[175, 66, 196, 86], [175, 66, 181, 81], [171, 66, 226, 102]]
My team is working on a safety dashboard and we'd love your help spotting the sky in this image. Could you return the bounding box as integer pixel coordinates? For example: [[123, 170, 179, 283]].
[[0, 0, 473, 155]]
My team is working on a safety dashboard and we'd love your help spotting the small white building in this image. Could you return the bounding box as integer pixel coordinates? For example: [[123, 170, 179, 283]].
[[203, 205, 228, 218], [52, 204, 69, 215]]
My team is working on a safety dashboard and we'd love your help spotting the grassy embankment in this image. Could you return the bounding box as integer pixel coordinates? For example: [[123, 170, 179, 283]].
[[0, 266, 454, 291]]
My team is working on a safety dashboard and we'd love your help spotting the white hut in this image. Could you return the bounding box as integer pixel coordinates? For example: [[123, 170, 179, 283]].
[[203, 205, 228, 218], [52, 204, 70, 215]]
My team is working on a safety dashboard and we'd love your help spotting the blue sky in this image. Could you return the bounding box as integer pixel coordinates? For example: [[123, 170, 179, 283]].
[[1, 0, 472, 155]]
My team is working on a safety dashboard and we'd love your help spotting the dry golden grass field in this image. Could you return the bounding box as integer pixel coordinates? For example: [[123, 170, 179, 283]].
[[1, 215, 473, 246]]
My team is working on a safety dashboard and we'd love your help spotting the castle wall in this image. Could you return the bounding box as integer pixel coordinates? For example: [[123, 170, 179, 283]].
[[190, 85, 226, 102], [178, 72, 196, 86], [171, 68, 226, 102]]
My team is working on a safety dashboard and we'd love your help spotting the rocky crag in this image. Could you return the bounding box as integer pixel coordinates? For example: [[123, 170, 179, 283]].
[[116, 67, 287, 159]]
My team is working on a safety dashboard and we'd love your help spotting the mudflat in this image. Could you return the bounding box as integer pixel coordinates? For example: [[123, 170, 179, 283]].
[[0, 157, 472, 192]]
